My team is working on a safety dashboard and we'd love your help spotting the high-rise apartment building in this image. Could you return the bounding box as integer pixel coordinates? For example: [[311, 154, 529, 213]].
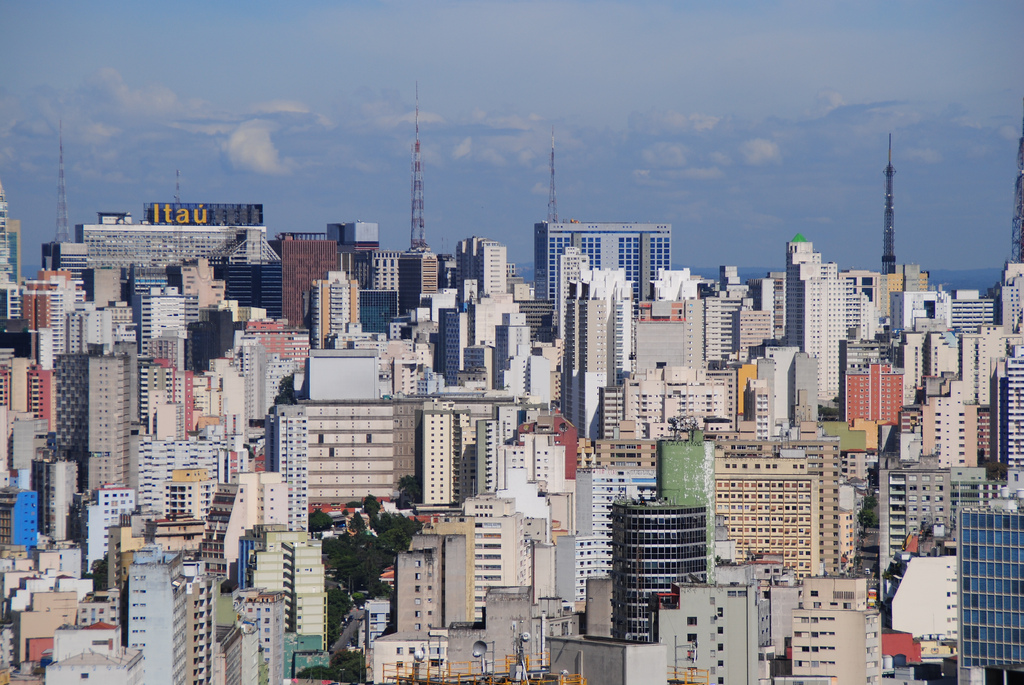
[[785, 235, 844, 401], [264, 404, 309, 532], [421, 403, 475, 505], [240, 526, 327, 650], [562, 269, 633, 438], [844, 363, 903, 424], [309, 271, 360, 349], [456, 236, 507, 298], [0, 176, 21, 285], [268, 233, 338, 327], [534, 221, 671, 302], [126, 546, 188, 685], [55, 349, 134, 492], [715, 435, 842, 575], [790, 577, 881, 685]]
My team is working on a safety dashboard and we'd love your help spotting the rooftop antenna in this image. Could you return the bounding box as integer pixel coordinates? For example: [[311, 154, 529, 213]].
[[175, 170, 181, 204], [1012, 98, 1024, 263], [410, 82, 428, 251], [882, 134, 896, 275], [56, 121, 69, 243], [547, 127, 558, 224]]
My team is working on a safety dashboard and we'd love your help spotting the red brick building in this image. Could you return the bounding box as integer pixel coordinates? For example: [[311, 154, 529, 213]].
[[268, 233, 338, 327], [845, 363, 903, 425]]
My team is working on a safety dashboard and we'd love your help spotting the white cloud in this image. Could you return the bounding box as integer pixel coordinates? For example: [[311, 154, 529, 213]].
[[905, 147, 942, 164], [676, 167, 724, 180], [252, 100, 310, 115], [629, 110, 721, 134], [88, 68, 182, 117], [709, 151, 732, 167], [453, 137, 472, 159], [741, 138, 781, 165], [641, 142, 688, 168], [222, 120, 289, 174]]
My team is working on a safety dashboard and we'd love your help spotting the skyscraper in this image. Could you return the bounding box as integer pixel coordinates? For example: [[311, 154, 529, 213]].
[[957, 505, 1024, 678], [562, 269, 633, 438], [785, 234, 844, 401], [268, 233, 338, 327], [534, 222, 671, 302], [0, 176, 21, 285], [456, 236, 508, 299]]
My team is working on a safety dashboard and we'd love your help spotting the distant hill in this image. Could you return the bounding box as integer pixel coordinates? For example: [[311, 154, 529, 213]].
[[927, 268, 1002, 293]]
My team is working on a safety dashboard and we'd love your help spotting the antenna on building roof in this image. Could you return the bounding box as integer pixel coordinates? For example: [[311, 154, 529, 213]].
[[548, 127, 558, 224], [56, 120, 69, 243], [175, 170, 181, 204]]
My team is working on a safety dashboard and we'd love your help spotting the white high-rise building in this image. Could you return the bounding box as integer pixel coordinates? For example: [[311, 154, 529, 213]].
[[457, 236, 507, 298], [563, 268, 633, 438], [785, 235, 844, 401], [136, 429, 225, 513], [556, 247, 589, 335], [265, 405, 309, 532], [132, 286, 191, 355], [126, 546, 188, 685], [83, 485, 136, 569]]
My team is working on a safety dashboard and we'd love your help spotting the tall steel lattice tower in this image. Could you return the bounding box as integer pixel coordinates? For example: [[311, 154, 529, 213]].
[[410, 84, 427, 251], [1012, 99, 1024, 264], [547, 128, 559, 224], [882, 134, 896, 275], [56, 121, 70, 243]]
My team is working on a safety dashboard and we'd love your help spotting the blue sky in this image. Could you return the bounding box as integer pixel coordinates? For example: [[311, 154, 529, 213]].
[[1, 0, 1022, 273]]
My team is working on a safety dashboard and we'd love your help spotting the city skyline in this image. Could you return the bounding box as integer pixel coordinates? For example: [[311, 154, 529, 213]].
[[1, 2, 1022, 274]]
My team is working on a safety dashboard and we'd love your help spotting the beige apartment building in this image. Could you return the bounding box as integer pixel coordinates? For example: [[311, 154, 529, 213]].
[[791, 577, 881, 685], [715, 449, 821, 576], [715, 435, 842, 576]]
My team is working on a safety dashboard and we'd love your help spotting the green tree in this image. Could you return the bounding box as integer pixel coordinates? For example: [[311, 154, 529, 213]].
[[859, 495, 878, 529], [363, 495, 381, 528], [326, 587, 352, 646], [985, 460, 1008, 481], [274, 374, 296, 406], [84, 555, 109, 591], [296, 665, 339, 680], [858, 507, 878, 529], [398, 474, 421, 503], [309, 509, 334, 533], [332, 649, 366, 682], [348, 512, 366, 534]]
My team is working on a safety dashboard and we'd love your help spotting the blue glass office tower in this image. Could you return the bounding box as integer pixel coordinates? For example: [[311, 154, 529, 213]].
[[958, 507, 1024, 675], [533, 222, 672, 302]]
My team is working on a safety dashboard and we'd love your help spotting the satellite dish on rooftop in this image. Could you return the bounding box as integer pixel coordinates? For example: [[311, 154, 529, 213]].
[[472, 641, 488, 658], [413, 647, 426, 662]]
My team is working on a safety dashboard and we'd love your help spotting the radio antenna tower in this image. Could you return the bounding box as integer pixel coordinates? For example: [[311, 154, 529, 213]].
[[410, 83, 428, 251], [882, 134, 896, 275], [547, 127, 559, 224], [56, 121, 70, 243], [175, 170, 181, 204], [1012, 99, 1024, 264]]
